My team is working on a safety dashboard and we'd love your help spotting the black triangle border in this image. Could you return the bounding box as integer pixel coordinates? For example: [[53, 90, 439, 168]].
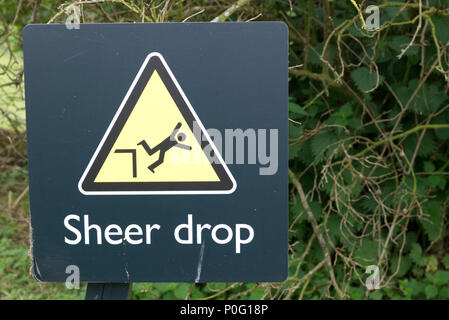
[[79, 53, 235, 194]]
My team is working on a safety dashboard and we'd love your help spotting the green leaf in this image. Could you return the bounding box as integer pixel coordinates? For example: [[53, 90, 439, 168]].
[[403, 132, 435, 159], [408, 279, 425, 297], [427, 255, 439, 274], [310, 131, 340, 161], [368, 290, 383, 300], [403, 232, 418, 253], [410, 80, 447, 114], [288, 121, 303, 139], [433, 112, 449, 139], [383, 6, 403, 23], [393, 80, 448, 115], [354, 239, 379, 265], [326, 214, 342, 244], [424, 284, 438, 299], [249, 287, 264, 299], [433, 16, 449, 45], [357, 197, 378, 213], [432, 271, 449, 286], [425, 84, 448, 113], [293, 200, 323, 222], [388, 35, 419, 57], [350, 67, 382, 92], [308, 43, 335, 66], [174, 284, 189, 299], [442, 254, 449, 270], [420, 201, 443, 241], [152, 283, 174, 293], [391, 255, 412, 277], [429, 175, 447, 190], [328, 103, 353, 128], [289, 101, 308, 116], [409, 243, 427, 267], [289, 143, 301, 160], [424, 161, 435, 172]]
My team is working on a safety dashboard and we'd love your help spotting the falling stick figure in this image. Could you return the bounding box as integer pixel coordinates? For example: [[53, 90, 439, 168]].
[[137, 122, 192, 173]]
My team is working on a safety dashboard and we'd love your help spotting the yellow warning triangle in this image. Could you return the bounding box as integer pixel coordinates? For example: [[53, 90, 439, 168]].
[[79, 53, 236, 195]]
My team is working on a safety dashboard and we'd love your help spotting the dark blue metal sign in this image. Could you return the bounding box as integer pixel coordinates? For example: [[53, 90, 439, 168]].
[[23, 22, 288, 282]]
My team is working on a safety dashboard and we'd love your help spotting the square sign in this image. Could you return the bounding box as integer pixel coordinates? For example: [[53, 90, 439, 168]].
[[23, 23, 288, 282]]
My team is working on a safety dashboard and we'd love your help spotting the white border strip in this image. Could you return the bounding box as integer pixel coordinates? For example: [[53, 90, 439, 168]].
[[78, 52, 237, 195]]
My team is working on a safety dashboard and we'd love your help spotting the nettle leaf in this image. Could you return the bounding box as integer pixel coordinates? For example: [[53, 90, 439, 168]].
[[357, 198, 378, 214], [425, 84, 448, 112], [368, 290, 383, 300], [433, 16, 449, 45], [310, 131, 340, 162], [427, 255, 439, 273], [350, 67, 382, 92], [420, 201, 444, 241], [326, 213, 342, 244], [348, 285, 365, 300], [289, 100, 308, 117], [429, 175, 447, 190], [289, 121, 303, 139], [297, 140, 314, 165], [442, 254, 449, 270], [347, 22, 364, 38], [310, 133, 330, 157], [392, 83, 410, 108], [289, 143, 301, 160], [249, 287, 265, 300], [410, 80, 447, 115], [408, 279, 425, 297], [398, 279, 413, 298], [320, 176, 334, 196], [308, 43, 335, 66], [424, 161, 436, 172], [425, 285, 439, 299], [433, 113, 449, 139], [375, 41, 394, 63], [289, 194, 307, 224], [174, 284, 189, 299], [417, 133, 436, 158], [309, 201, 323, 222], [409, 243, 427, 267], [354, 239, 379, 266], [403, 132, 436, 159], [392, 80, 448, 115], [427, 270, 449, 286], [403, 232, 418, 253], [388, 35, 419, 57], [382, 6, 404, 23], [290, 196, 323, 223], [328, 103, 353, 127], [391, 255, 412, 277]]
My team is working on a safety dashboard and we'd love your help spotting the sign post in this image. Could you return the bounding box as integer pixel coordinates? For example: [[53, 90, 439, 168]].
[[85, 283, 132, 300], [23, 22, 288, 297]]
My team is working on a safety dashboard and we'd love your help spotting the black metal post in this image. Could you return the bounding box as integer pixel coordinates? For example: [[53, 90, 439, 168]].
[[85, 283, 132, 300]]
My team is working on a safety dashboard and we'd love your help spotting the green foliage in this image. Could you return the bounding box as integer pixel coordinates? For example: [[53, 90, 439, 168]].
[[420, 201, 444, 241], [286, 0, 449, 301], [0, 170, 84, 299], [350, 67, 382, 92]]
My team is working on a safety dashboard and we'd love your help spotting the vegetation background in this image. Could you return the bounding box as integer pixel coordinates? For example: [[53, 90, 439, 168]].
[[1, 0, 449, 300]]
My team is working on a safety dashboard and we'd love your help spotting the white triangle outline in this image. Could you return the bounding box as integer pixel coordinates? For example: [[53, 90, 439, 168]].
[[78, 52, 237, 195]]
